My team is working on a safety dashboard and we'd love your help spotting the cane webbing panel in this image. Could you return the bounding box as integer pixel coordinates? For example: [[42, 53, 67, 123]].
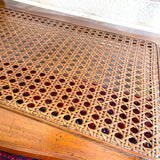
[[0, 7, 159, 158]]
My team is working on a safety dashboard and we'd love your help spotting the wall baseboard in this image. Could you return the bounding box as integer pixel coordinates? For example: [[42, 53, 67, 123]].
[[13, 0, 160, 34]]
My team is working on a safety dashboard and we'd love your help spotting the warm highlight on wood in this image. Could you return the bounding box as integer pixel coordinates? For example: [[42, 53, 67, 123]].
[[0, 6, 159, 160]]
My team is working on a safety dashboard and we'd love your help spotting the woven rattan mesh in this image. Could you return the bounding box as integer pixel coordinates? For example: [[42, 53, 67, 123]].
[[0, 8, 159, 158]]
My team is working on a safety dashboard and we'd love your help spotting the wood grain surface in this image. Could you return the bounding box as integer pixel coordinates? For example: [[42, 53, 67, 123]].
[[0, 107, 141, 160]]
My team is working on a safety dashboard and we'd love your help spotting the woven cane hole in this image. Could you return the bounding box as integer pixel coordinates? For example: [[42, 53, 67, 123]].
[[135, 94, 141, 98], [145, 121, 153, 127], [45, 82, 51, 86], [133, 109, 140, 114], [7, 70, 13, 74], [72, 98, 79, 103], [118, 123, 125, 129], [87, 94, 93, 99], [64, 115, 71, 120], [89, 88, 95, 92], [22, 68, 27, 71], [68, 106, 75, 112], [33, 96, 41, 100], [70, 82, 75, 86], [145, 112, 152, 118], [84, 102, 90, 107], [29, 85, 36, 89], [25, 76, 31, 80], [55, 85, 61, 89], [30, 70, 36, 74], [6, 96, 12, 100], [146, 98, 152, 102], [97, 98, 104, 103], [27, 103, 35, 108], [66, 88, 72, 92], [16, 99, 23, 104], [76, 91, 82, 96], [57, 103, 63, 108], [80, 110, 87, 115], [110, 102, 116, 106], [75, 119, 83, 125], [111, 95, 117, 99], [107, 109, 114, 115], [115, 133, 123, 139], [62, 95, 68, 100], [59, 79, 65, 83], [79, 85, 85, 89], [19, 82, 26, 86], [144, 132, 152, 138], [132, 117, 139, 123], [23, 92, 30, 97], [122, 98, 129, 102], [121, 105, 128, 110], [130, 127, 139, 133], [119, 113, 127, 119], [51, 111, 58, 116], [39, 107, 46, 112], [145, 104, 152, 109], [143, 142, 152, 148], [95, 105, 102, 111], [45, 99, 52, 104], [105, 118, 112, 124], [49, 76, 55, 80], [100, 91, 106, 95], [16, 73, 22, 77], [3, 85, 9, 89], [35, 79, 41, 83], [9, 79, 16, 83], [50, 92, 57, 96], [102, 128, 109, 134], [4, 62, 9, 66], [40, 73, 45, 77], [129, 137, 137, 144], [88, 123, 96, 129], [134, 101, 140, 106], [13, 89, 19, 93], [0, 76, 6, 80], [124, 91, 129, 95], [39, 88, 46, 93], [92, 82, 97, 86], [92, 114, 99, 120]]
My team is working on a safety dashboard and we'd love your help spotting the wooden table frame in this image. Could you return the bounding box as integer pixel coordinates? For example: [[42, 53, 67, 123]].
[[0, 0, 159, 159]]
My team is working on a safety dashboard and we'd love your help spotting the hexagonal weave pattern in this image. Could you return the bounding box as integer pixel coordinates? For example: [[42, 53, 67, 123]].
[[0, 8, 159, 159]]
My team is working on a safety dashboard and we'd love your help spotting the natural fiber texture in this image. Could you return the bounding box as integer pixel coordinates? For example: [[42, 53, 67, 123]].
[[0, 7, 159, 158]]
